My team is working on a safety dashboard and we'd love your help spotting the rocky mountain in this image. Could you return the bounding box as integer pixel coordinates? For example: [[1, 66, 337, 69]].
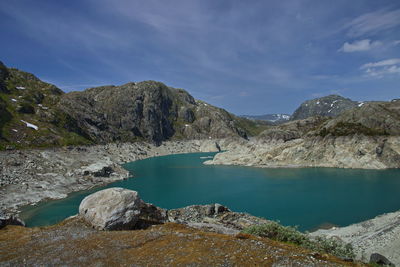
[[317, 100, 400, 136], [0, 61, 90, 149], [206, 99, 400, 169], [58, 81, 261, 144], [240, 114, 290, 124], [0, 61, 262, 149], [291, 95, 359, 120]]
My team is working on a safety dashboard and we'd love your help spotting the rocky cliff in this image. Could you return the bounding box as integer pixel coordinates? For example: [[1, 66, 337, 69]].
[[0, 62, 260, 149], [291, 95, 359, 120], [58, 81, 252, 144]]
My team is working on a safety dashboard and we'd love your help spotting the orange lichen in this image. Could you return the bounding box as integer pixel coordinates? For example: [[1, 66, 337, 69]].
[[0, 219, 366, 266]]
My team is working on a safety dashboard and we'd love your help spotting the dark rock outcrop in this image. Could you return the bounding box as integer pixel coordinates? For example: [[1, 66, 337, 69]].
[[0, 61, 9, 93], [369, 253, 395, 266], [0, 211, 25, 229]]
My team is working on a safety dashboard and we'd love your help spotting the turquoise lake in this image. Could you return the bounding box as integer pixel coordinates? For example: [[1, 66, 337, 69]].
[[20, 152, 400, 231]]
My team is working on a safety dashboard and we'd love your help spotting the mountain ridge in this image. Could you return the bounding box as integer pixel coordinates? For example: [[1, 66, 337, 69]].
[[0, 61, 265, 149]]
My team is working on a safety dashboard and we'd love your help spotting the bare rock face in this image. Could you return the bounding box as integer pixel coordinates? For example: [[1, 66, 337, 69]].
[[58, 81, 249, 145], [79, 188, 145, 230], [291, 94, 358, 120]]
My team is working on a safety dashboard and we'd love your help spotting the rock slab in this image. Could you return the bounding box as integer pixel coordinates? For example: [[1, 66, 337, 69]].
[[79, 188, 144, 230]]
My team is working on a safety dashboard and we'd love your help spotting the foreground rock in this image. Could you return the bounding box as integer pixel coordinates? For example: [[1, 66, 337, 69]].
[[79, 188, 146, 230], [78, 188, 270, 234], [311, 210, 400, 266]]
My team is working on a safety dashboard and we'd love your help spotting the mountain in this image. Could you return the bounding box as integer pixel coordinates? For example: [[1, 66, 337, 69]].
[[240, 114, 290, 124], [58, 81, 259, 144], [206, 98, 400, 169], [317, 100, 400, 136], [291, 95, 359, 120], [0, 61, 90, 149], [0, 61, 264, 149]]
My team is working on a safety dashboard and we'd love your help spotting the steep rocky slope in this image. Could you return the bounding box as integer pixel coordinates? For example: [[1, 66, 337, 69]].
[[0, 61, 90, 149], [58, 81, 254, 144], [291, 95, 359, 120], [0, 61, 261, 149]]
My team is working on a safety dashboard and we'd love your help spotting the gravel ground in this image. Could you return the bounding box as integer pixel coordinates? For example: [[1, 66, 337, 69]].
[[0, 139, 223, 212]]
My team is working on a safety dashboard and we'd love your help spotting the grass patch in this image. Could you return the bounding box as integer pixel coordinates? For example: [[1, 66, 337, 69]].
[[319, 122, 388, 137], [242, 222, 355, 260], [234, 117, 269, 137]]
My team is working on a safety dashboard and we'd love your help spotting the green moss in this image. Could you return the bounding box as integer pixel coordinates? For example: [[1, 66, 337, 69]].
[[0, 98, 12, 138], [242, 222, 355, 260], [319, 122, 388, 137]]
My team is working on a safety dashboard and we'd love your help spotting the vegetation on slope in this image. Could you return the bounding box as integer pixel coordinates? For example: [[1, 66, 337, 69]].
[[0, 218, 364, 266], [0, 61, 263, 150], [243, 222, 355, 260]]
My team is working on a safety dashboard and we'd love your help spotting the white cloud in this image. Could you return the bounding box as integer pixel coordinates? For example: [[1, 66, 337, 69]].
[[360, 58, 400, 69], [339, 39, 382, 52], [361, 58, 400, 78], [344, 8, 400, 37]]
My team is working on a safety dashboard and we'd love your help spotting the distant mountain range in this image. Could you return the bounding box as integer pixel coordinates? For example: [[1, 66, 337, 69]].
[[243, 95, 366, 124], [291, 94, 362, 120], [240, 114, 290, 124]]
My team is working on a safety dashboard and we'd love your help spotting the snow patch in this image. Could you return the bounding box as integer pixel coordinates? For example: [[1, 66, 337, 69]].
[[12, 129, 18, 132], [184, 124, 189, 127], [358, 102, 364, 107], [316, 101, 320, 104], [11, 98, 17, 102], [20, 120, 39, 130], [16, 86, 25, 90]]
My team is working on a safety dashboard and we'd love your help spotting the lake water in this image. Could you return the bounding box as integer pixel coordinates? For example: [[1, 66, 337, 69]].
[[20, 152, 400, 231]]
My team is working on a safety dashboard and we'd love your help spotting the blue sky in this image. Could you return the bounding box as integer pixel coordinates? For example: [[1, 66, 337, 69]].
[[0, 0, 399, 115]]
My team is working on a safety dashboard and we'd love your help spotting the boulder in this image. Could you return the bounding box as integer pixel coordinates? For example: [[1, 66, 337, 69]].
[[93, 166, 113, 177], [369, 253, 395, 266], [79, 188, 144, 230], [0, 211, 25, 229]]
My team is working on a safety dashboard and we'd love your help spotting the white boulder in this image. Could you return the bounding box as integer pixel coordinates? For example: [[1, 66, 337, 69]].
[[79, 187, 144, 230]]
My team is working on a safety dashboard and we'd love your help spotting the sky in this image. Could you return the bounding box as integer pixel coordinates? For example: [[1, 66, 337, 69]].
[[0, 0, 399, 115]]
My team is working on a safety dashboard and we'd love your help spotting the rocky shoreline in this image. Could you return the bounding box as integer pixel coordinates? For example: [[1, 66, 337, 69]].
[[0, 139, 225, 213], [1, 137, 399, 266], [205, 135, 400, 169], [311, 210, 400, 266]]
